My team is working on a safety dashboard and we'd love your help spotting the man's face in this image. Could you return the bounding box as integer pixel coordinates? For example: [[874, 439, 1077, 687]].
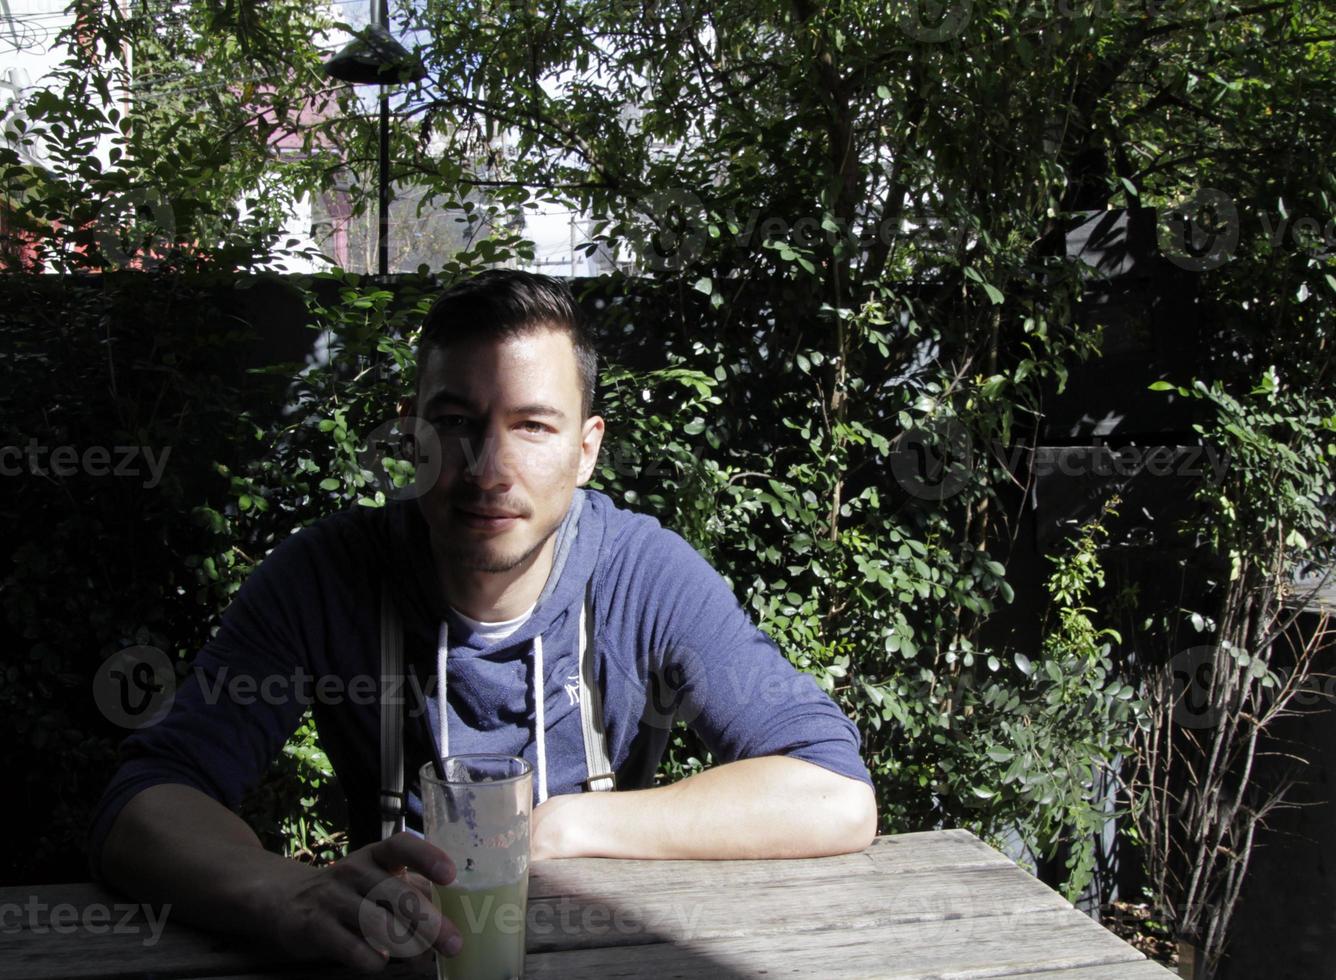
[[408, 327, 603, 578]]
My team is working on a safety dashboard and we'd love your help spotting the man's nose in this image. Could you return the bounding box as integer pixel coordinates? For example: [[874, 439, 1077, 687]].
[[461, 428, 518, 488]]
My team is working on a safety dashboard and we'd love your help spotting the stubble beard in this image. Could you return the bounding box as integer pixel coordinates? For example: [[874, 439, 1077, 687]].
[[440, 518, 560, 574]]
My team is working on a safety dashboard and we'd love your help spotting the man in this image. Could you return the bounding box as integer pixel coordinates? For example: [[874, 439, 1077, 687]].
[[90, 270, 877, 973]]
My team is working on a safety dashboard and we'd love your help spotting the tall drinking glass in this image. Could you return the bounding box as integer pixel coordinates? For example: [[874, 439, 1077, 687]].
[[420, 755, 532, 980]]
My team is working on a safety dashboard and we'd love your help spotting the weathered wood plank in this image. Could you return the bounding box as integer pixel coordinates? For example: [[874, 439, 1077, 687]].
[[862, 829, 1016, 873], [527, 829, 1010, 902], [0, 884, 123, 912], [0, 928, 300, 980], [522, 908, 1150, 979], [524, 863, 1073, 953], [195, 948, 1179, 980], [0, 888, 309, 980], [198, 960, 433, 980], [1009, 962, 1176, 978]]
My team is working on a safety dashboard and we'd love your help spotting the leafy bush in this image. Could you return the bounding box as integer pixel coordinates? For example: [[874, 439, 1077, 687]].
[[1129, 372, 1336, 970], [0, 271, 288, 880]]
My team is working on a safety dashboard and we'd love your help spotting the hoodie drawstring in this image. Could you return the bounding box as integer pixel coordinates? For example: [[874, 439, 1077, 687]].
[[533, 634, 549, 804], [435, 622, 449, 757]]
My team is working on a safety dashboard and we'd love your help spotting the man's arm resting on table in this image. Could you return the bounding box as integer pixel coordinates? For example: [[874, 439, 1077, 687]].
[[531, 755, 877, 860], [99, 783, 463, 973]]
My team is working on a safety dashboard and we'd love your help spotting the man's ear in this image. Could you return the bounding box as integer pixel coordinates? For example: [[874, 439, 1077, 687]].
[[577, 415, 606, 486], [397, 395, 415, 420]]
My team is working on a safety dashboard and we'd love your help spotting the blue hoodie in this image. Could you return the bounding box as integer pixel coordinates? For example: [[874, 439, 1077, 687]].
[[87, 489, 872, 873]]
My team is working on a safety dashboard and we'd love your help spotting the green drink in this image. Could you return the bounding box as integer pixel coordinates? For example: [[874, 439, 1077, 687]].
[[421, 756, 532, 980], [434, 876, 529, 980]]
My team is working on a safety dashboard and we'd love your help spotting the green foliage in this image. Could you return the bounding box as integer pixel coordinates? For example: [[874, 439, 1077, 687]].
[[0, 0, 339, 273], [961, 500, 1143, 900], [0, 271, 283, 880], [1131, 372, 1335, 964], [1152, 371, 1335, 576], [575, 305, 1141, 890], [244, 713, 347, 864]]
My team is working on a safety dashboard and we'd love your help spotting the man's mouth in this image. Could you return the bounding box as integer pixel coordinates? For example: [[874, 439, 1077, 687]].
[[454, 505, 523, 530]]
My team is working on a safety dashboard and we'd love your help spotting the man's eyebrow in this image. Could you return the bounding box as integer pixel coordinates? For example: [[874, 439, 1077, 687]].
[[422, 390, 566, 420], [512, 403, 566, 420], [422, 389, 475, 413]]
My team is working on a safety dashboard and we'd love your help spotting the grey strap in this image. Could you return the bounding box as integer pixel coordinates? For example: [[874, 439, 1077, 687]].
[[579, 584, 616, 792], [379, 581, 406, 840]]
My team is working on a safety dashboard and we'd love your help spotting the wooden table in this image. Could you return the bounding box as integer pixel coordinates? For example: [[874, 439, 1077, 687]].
[[1, 830, 1175, 979]]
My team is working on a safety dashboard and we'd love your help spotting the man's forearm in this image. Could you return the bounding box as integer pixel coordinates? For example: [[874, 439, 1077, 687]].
[[535, 756, 878, 861], [99, 783, 317, 937]]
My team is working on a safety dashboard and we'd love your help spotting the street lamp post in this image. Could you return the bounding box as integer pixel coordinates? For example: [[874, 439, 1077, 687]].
[[324, 0, 425, 277]]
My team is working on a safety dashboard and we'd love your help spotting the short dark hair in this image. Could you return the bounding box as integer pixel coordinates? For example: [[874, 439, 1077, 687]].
[[417, 270, 598, 418]]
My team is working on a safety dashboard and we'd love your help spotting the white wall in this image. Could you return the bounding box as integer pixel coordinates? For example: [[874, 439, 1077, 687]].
[[2, 0, 81, 168]]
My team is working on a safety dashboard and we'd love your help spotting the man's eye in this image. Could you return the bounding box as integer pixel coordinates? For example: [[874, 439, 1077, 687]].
[[519, 420, 550, 434], [431, 415, 468, 430]]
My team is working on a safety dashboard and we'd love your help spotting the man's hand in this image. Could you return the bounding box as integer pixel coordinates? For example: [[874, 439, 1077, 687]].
[[531, 792, 583, 862], [261, 832, 463, 973], [100, 785, 464, 975]]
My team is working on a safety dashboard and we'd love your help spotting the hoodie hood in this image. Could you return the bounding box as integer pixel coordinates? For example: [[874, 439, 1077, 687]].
[[382, 488, 603, 656]]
